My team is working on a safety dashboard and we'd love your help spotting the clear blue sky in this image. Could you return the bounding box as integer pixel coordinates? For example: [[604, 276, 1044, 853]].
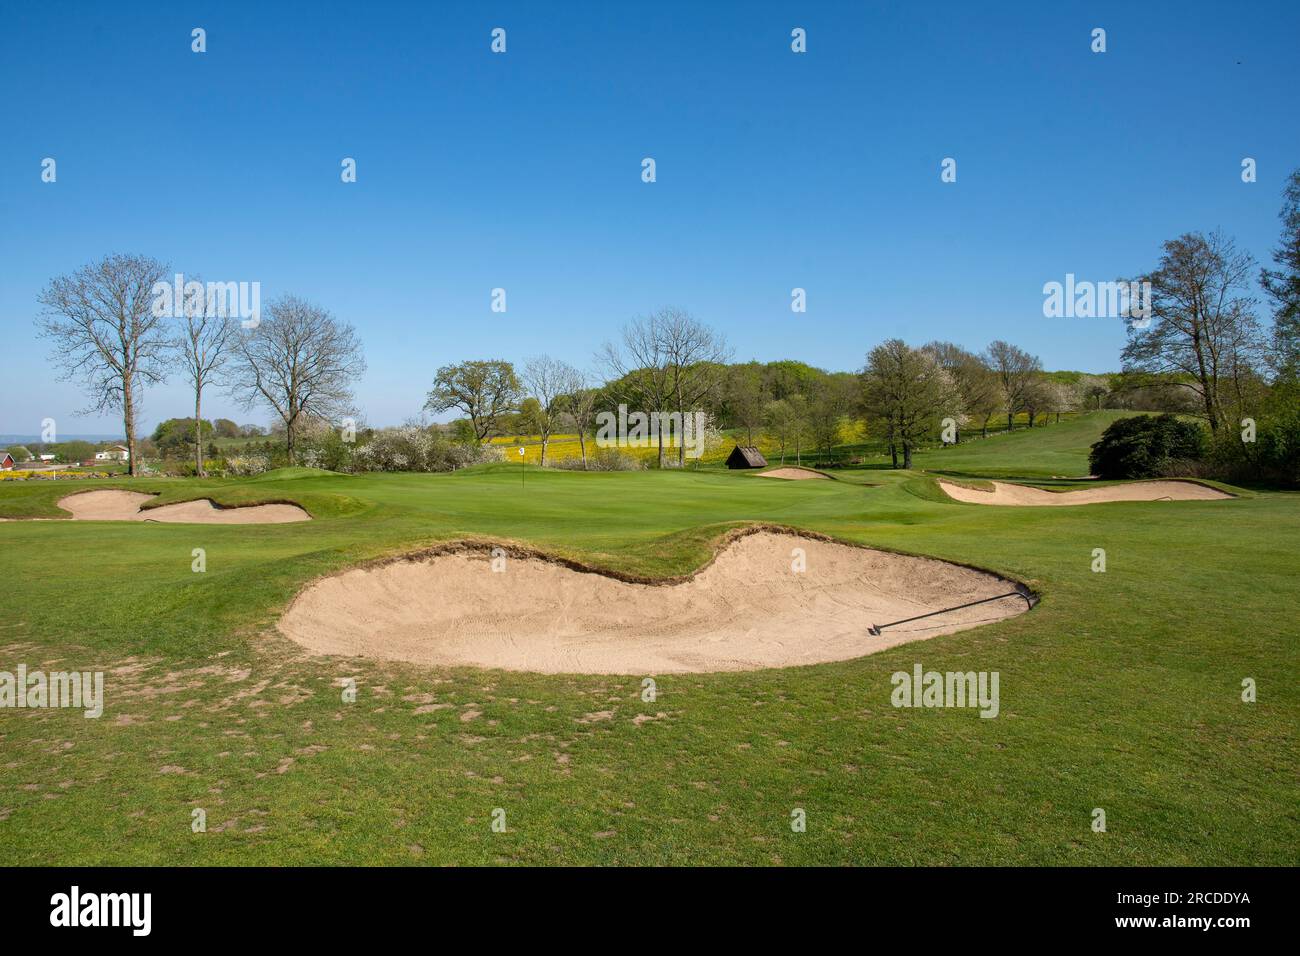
[[2, 0, 1297, 434]]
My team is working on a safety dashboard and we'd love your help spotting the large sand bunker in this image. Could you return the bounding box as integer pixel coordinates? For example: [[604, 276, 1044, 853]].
[[278, 530, 1031, 674], [57, 490, 310, 523], [938, 479, 1231, 506], [760, 467, 831, 480]]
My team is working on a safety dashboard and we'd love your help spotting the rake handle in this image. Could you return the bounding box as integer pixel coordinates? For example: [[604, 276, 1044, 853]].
[[870, 590, 1034, 635]]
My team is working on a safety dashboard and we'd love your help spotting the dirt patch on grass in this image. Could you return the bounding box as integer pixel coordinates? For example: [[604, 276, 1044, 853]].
[[278, 529, 1030, 674], [937, 479, 1232, 506], [55, 490, 310, 523], [759, 467, 831, 481]]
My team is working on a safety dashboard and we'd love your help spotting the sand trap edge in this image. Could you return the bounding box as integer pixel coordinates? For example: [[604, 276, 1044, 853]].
[[277, 522, 1039, 614], [53, 488, 313, 522], [935, 476, 1236, 505], [758, 466, 837, 481]]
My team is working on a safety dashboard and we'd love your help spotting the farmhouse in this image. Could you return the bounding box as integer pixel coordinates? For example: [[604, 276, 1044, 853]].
[[726, 445, 768, 469], [95, 445, 130, 461]]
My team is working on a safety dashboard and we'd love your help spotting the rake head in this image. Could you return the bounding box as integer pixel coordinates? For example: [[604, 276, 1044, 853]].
[[868, 624, 882, 636]]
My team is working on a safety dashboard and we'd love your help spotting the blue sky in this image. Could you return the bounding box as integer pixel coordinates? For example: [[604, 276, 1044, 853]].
[[2, 0, 1297, 434]]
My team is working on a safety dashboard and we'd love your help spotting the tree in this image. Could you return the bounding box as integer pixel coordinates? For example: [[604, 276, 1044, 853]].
[[230, 295, 366, 464], [600, 316, 674, 467], [862, 340, 955, 469], [724, 363, 768, 445], [1122, 231, 1263, 432], [7, 445, 32, 462], [173, 289, 235, 475], [1261, 167, 1300, 378], [152, 418, 214, 459], [60, 440, 96, 463], [214, 418, 240, 438], [1079, 374, 1110, 410], [1089, 414, 1205, 479], [984, 340, 1043, 432], [425, 360, 521, 443], [1022, 375, 1052, 428], [566, 384, 601, 470], [806, 373, 856, 463], [37, 253, 172, 476], [1042, 379, 1081, 423], [522, 355, 584, 467], [923, 341, 998, 439], [763, 399, 796, 464], [658, 310, 732, 466]]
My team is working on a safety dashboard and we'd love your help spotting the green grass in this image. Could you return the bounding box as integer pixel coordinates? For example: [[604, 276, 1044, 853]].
[[1, 420, 1296, 865], [911, 411, 1133, 479]]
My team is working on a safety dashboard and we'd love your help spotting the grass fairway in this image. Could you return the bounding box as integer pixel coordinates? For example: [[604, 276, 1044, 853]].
[[911, 411, 1133, 479], [1, 417, 1296, 865]]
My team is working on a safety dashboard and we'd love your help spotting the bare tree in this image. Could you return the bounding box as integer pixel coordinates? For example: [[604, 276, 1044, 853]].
[[230, 295, 366, 464], [521, 355, 584, 467], [37, 254, 172, 476], [425, 359, 521, 442], [600, 315, 674, 467], [567, 383, 601, 470], [984, 340, 1043, 433], [657, 309, 732, 466], [1123, 231, 1263, 432], [174, 286, 236, 476]]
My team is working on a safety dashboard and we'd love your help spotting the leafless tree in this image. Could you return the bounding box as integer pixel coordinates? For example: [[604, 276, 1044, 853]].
[[984, 340, 1043, 432], [521, 355, 584, 466], [229, 295, 366, 464], [173, 285, 236, 476], [566, 383, 601, 470], [37, 253, 172, 476], [656, 309, 732, 466], [600, 315, 674, 467], [1122, 231, 1263, 432]]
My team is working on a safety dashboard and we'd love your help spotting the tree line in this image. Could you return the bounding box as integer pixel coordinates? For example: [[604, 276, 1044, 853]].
[[37, 255, 365, 476], [34, 167, 1299, 479]]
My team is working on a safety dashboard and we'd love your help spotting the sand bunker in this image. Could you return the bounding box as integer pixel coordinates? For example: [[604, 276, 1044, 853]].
[[760, 467, 830, 480], [57, 490, 310, 524], [938, 479, 1231, 506], [278, 530, 1031, 674]]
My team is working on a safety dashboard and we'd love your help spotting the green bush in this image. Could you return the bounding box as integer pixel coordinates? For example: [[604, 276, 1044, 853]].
[[1088, 414, 1205, 479], [1208, 387, 1300, 486]]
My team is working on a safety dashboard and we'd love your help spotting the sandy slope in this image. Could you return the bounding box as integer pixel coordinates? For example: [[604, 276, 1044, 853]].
[[937, 479, 1232, 506], [759, 468, 830, 480], [278, 530, 1029, 674], [56, 489, 310, 523]]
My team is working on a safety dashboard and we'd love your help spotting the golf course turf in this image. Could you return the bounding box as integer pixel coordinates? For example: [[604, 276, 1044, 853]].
[[1, 413, 1296, 865]]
